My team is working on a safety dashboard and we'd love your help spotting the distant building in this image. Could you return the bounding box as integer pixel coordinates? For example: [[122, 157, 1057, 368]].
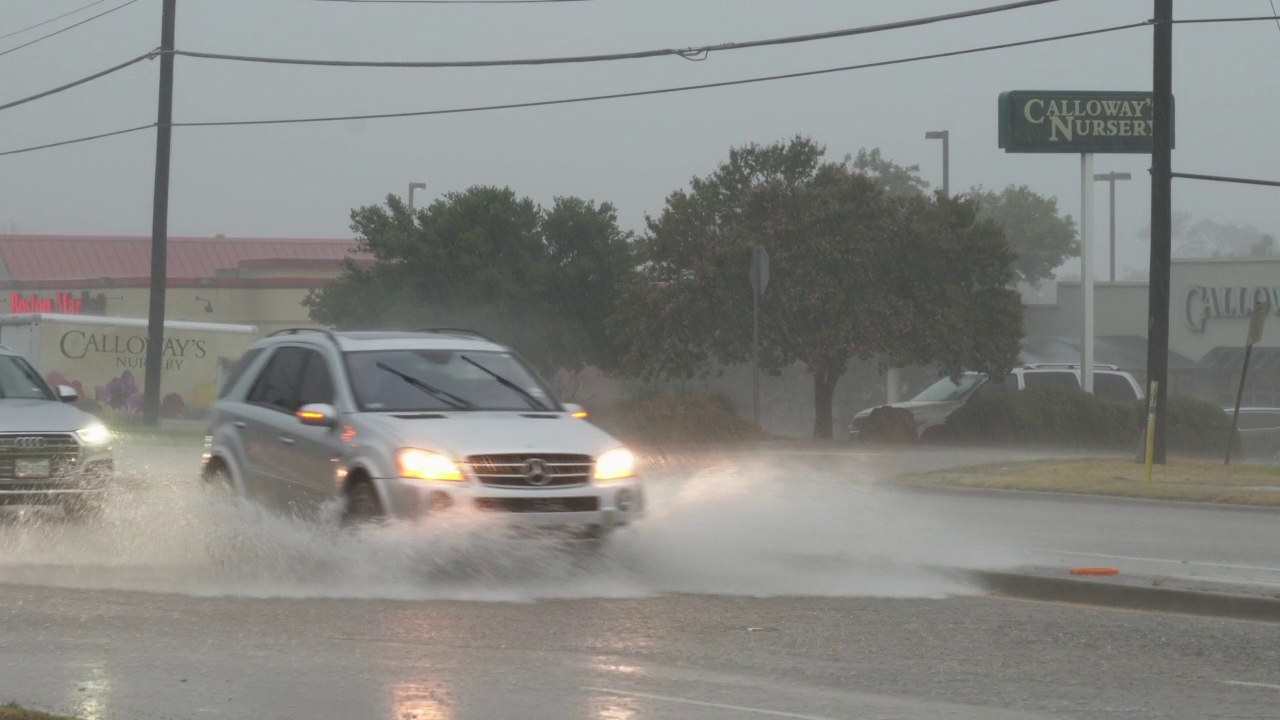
[[0, 235, 372, 335], [1025, 256, 1280, 407]]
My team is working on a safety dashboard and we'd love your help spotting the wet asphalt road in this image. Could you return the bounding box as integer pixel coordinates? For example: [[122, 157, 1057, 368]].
[[1, 441, 1279, 719], [3, 582, 1280, 720]]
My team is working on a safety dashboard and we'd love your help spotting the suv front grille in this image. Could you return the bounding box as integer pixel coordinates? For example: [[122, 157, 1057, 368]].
[[466, 453, 593, 488], [0, 433, 79, 480]]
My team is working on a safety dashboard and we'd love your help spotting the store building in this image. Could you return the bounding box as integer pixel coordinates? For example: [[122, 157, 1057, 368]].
[[1025, 256, 1280, 407], [0, 235, 372, 336]]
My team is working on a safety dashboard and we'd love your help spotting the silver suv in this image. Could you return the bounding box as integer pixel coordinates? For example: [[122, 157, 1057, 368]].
[[0, 345, 114, 516], [849, 363, 1145, 443], [202, 329, 644, 537]]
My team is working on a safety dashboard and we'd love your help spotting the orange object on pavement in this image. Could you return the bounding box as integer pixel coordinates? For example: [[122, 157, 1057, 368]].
[[1070, 567, 1120, 576]]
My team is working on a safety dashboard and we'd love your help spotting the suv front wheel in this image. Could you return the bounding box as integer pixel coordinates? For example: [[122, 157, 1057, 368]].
[[342, 479, 384, 526]]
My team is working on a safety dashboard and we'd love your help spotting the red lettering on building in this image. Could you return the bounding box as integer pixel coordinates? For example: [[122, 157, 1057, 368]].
[[9, 292, 83, 314]]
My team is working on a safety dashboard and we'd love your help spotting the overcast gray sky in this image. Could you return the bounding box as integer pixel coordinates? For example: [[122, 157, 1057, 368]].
[[1, 0, 1277, 281]]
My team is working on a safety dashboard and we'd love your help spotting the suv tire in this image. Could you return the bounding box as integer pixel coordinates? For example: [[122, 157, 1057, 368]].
[[343, 479, 384, 526]]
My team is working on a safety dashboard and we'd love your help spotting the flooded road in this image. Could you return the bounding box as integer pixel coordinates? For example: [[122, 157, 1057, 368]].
[[2, 440, 1279, 719]]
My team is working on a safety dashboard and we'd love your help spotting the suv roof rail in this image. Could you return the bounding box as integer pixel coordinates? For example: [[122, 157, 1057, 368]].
[[267, 327, 337, 341], [414, 327, 494, 341], [1024, 362, 1121, 371]]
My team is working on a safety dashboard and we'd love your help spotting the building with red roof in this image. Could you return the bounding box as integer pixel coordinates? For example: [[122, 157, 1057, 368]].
[[0, 235, 372, 333]]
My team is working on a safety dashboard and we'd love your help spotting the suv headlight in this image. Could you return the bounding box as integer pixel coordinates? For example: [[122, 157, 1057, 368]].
[[595, 448, 636, 481], [397, 449, 464, 482], [76, 424, 112, 446]]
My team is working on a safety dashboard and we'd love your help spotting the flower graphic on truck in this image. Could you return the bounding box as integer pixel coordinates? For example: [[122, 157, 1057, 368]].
[[87, 370, 185, 419]]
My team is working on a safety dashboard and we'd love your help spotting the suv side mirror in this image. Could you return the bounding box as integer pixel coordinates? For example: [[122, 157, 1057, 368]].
[[57, 384, 78, 403], [296, 403, 337, 428], [563, 403, 588, 419]]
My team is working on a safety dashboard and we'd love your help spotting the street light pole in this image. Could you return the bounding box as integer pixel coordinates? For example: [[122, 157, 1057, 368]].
[[1093, 171, 1132, 282], [925, 130, 950, 196], [884, 130, 951, 405], [408, 182, 426, 213]]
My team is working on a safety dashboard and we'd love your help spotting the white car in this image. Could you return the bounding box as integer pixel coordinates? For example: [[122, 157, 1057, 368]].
[[202, 329, 644, 540], [849, 363, 1145, 443], [0, 344, 114, 516]]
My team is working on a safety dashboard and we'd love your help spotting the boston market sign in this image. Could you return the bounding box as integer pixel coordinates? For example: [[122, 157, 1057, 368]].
[[9, 292, 85, 314]]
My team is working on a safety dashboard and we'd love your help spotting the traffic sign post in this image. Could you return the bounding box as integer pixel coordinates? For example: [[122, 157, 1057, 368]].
[[750, 245, 769, 427], [1226, 299, 1271, 464]]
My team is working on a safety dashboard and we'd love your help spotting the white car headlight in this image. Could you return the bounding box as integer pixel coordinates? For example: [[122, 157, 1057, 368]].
[[594, 448, 636, 481], [76, 424, 112, 445], [397, 448, 464, 482]]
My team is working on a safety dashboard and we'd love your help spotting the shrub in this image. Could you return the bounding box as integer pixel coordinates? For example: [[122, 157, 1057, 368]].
[[944, 387, 1238, 457], [588, 391, 767, 446]]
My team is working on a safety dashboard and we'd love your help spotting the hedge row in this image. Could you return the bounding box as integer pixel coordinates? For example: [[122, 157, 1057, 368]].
[[588, 391, 768, 446], [942, 387, 1236, 458]]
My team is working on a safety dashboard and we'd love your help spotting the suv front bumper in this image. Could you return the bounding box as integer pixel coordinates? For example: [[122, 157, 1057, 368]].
[[0, 435, 113, 510], [376, 476, 646, 532]]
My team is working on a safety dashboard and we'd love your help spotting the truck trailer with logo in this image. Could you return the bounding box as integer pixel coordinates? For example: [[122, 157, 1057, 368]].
[[0, 313, 259, 421]]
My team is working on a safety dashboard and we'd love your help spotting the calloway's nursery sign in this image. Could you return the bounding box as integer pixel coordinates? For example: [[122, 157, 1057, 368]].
[[998, 90, 1174, 154], [1184, 285, 1280, 333]]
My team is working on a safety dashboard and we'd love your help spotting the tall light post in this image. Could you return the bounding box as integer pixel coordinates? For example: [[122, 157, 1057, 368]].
[[1093, 171, 1132, 282], [884, 130, 951, 405], [408, 182, 426, 213], [925, 130, 950, 196]]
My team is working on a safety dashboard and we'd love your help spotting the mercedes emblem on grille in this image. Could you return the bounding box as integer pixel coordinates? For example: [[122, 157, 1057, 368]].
[[523, 458, 551, 486], [14, 436, 46, 450]]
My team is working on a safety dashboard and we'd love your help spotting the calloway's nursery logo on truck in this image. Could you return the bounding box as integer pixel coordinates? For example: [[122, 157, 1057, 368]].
[[58, 330, 207, 371]]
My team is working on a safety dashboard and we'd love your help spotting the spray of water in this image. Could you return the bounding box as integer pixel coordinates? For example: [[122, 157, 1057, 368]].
[[0, 448, 1020, 602]]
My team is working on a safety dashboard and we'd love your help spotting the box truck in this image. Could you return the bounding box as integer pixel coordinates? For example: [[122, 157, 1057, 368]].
[[0, 313, 259, 421]]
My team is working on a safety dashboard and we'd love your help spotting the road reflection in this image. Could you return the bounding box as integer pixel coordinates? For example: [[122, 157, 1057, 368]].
[[67, 661, 111, 720], [389, 680, 453, 720]]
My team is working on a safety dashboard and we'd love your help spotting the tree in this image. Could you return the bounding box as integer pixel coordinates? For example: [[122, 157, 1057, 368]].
[[973, 185, 1078, 285], [305, 186, 633, 373], [851, 148, 929, 197], [614, 136, 1023, 440]]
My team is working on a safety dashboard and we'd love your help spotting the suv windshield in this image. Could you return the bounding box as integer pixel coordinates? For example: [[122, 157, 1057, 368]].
[[0, 355, 55, 401], [345, 349, 557, 412], [911, 374, 983, 402]]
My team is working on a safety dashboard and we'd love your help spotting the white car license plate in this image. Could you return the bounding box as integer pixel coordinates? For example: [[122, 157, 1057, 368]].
[[15, 459, 51, 478]]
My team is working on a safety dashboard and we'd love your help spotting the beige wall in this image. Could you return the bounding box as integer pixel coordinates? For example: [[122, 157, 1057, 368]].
[[4, 285, 319, 336], [1026, 257, 1280, 363]]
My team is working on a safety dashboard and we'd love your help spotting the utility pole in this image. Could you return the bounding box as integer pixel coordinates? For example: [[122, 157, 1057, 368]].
[[143, 0, 177, 426], [1145, 0, 1173, 463]]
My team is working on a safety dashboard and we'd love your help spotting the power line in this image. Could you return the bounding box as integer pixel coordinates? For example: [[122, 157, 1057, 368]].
[[1172, 171, 1280, 188], [1271, 1, 1280, 33], [0, 0, 142, 59], [305, 0, 592, 3], [1172, 15, 1280, 24], [0, 0, 109, 42], [171, 20, 1146, 128], [0, 124, 154, 158], [0, 19, 1148, 158], [0, 53, 156, 113], [173, 0, 1057, 68]]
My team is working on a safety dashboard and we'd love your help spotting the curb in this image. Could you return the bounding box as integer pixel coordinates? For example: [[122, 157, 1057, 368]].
[[967, 568, 1280, 623], [898, 482, 1280, 513]]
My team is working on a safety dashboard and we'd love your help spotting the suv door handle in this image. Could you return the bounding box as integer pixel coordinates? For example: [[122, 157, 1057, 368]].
[[233, 421, 247, 428], [279, 436, 296, 445]]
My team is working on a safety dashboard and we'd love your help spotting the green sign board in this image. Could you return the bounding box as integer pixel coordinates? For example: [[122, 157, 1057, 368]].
[[998, 90, 1174, 154]]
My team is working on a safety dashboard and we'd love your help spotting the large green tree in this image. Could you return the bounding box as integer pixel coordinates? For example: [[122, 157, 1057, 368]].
[[305, 186, 633, 372], [614, 136, 1023, 439], [973, 185, 1078, 285]]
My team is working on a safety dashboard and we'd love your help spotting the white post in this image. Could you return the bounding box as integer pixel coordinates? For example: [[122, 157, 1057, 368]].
[[1081, 153, 1095, 393]]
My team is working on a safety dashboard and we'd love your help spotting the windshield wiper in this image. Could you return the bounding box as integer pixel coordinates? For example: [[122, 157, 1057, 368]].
[[459, 355, 549, 411], [376, 363, 474, 411]]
